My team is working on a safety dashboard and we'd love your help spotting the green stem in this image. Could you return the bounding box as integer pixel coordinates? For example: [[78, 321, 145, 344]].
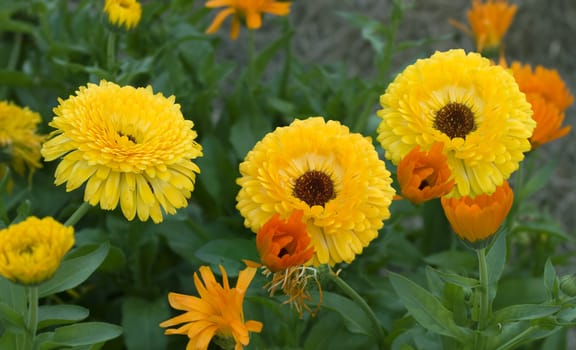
[[247, 29, 255, 91], [107, 31, 116, 74], [475, 247, 490, 350], [24, 286, 38, 350], [328, 271, 387, 350], [64, 202, 91, 227], [0, 33, 23, 99]]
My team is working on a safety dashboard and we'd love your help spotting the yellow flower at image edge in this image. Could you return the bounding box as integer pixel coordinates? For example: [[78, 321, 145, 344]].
[[441, 181, 514, 243], [377, 49, 535, 198], [104, 0, 142, 30], [160, 265, 262, 350], [41, 81, 203, 224], [206, 0, 291, 39], [0, 101, 44, 175], [237, 117, 395, 266], [0, 217, 74, 285]]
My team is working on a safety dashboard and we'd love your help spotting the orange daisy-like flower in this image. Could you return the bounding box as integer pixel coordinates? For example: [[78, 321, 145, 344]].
[[205, 0, 291, 40], [510, 62, 574, 112], [160, 265, 263, 350], [525, 94, 571, 148], [397, 142, 455, 205], [441, 181, 514, 243], [467, 0, 517, 52], [256, 210, 314, 273]]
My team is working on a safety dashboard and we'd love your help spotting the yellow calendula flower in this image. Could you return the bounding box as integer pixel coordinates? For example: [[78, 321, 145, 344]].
[[0, 217, 74, 285], [160, 265, 263, 350], [104, 0, 142, 30], [205, 0, 291, 40], [0, 101, 44, 175], [237, 117, 395, 266], [41, 81, 203, 224], [377, 49, 535, 198]]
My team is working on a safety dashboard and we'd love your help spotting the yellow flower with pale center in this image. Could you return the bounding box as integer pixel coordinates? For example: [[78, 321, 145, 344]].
[[160, 265, 262, 350], [104, 0, 142, 30], [41, 81, 203, 224], [377, 49, 535, 198], [237, 117, 395, 266], [0, 101, 44, 175], [0, 217, 74, 285]]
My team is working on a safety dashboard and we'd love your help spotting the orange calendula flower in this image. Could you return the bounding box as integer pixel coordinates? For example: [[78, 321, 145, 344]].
[[441, 181, 513, 243], [397, 142, 454, 205], [451, 0, 517, 53], [205, 0, 291, 40], [256, 210, 314, 272], [510, 62, 574, 112], [525, 94, 571, 148], [160, 265, 262, 350]]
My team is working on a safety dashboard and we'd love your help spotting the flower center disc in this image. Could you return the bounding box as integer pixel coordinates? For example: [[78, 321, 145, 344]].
[[433, 102, 476, 139], [293, 170, 335, 207]]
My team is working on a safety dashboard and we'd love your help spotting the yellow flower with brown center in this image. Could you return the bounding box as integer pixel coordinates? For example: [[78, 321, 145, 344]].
[[256, 210, 314, 272], [104, 0, 142, 30], [397, 142, 454, 205], [463, 0, 517, 53], [205, 0, 291, 40], [0, 217, 74, 285], [377, 49, 535, 198], [0, 101, 44, 176], [441, 181, 513, 243], [237, 117, 395, 266], [508, 62, 573, 147], [41, 81, 203, 224], [160, 265, 263, 350]]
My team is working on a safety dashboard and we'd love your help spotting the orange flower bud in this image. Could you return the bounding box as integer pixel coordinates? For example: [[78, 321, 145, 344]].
[[467, 0, 517, 53], [397, 142, 454, 205], [441, 181, 514, 243], [256, 210, 314, 272]]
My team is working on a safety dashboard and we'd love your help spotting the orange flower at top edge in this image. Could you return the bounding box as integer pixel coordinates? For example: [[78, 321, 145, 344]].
[[205, 0, 291, 40], [452, 0, 517, 53], [441, 181, 514, 243], [257, 210, 314, 273], [397, 142, 455, 205]]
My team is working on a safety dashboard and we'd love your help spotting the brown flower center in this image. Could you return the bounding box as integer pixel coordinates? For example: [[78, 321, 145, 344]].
[[433, 102, 476, 139], [117, 131, 137, 143], [293, 170, 335, 207]]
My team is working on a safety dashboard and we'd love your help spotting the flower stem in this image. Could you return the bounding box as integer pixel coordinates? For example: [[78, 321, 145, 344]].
[[107, 31, 116, 74], [24, 286, 38, 350], [64, 202, 91, 227], [475, 247, 490, 350], [327, 270, 387, 350], [247, 29, 256, 91]]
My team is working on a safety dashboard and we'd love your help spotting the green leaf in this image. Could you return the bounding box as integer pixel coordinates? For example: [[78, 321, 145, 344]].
[[121, 297, 169, 350], [492, 304, 560, 322], [388, 272, 470, 341], [37, 305, 89, 329], [517, 160, 557, 200], [39, 242, 110, 298], [195, 238, 258, 276], [37, 322, 123, 350], [0, 302, 25, 331], [319, 291, 373, 336], [543, 259, 558, 300], [253, 30, 292, 80], [425, 266, 479, 289], [486, 230, 507, 300]]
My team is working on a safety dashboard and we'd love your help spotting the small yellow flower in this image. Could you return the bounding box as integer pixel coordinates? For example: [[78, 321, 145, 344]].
[[441, 181, 513, 243], [41, 81, 203, 224], [205, 0, 291, 39], [160, 265, 263, 350], [377, 49, 535, 198], [237, 117, 395, 266], [104, 0, 142, 30], [0, 101, 44, 176], [0, 217, 74, 285]]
